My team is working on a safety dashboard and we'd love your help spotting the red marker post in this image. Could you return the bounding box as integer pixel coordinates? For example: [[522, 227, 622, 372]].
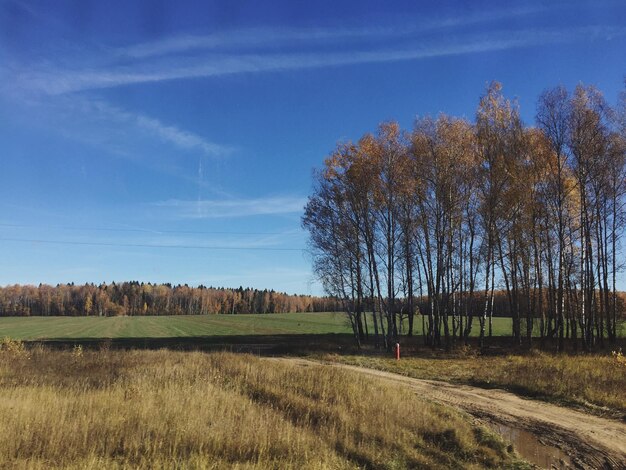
[[395, 343, 400, 360]]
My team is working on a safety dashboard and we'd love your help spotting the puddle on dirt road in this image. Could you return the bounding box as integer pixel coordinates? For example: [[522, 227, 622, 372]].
[[489, 423, 573, 469]]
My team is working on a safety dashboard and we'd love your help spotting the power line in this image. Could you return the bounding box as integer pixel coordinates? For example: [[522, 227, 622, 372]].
[[0, 237, 304, 252], [0, 223, 295, 236]]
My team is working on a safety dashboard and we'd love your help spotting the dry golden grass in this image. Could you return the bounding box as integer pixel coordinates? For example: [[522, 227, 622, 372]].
[[0, 342, 526, 469], [324, 349, 626, 415]]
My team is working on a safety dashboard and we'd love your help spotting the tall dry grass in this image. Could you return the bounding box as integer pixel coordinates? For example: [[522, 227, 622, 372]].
[[327, 349, 626, 415], [476, 351, 626, 413], [0, 341, 524, 469]]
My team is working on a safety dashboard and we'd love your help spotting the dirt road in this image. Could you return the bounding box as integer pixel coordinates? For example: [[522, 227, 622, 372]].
[[272, 358, 626, 469]]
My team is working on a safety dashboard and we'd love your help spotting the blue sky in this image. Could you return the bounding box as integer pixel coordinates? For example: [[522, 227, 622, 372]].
[[0, 0, 625, 294]]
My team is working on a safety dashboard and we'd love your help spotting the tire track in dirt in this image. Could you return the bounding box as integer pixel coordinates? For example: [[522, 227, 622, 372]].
[[270, 358, 626, 469]]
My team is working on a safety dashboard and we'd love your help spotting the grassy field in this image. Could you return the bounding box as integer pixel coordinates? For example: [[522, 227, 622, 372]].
[[1, 317, 622, 468], [0, 313, 351, 340], [0, 313, 359, 355], [321, 351, 626, 417], [0, 313, 526, 341], [0, 345, 527, 469]]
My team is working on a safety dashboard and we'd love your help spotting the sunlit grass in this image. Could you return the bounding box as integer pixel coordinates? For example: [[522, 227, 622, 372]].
[[0, 313, 526, 340], [0, 344, 527, 469], [0, 313, 352, 340], [323, 350, 626, 415]]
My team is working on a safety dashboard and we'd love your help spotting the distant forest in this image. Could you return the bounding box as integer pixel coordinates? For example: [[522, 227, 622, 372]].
[[0, 282, 341, 317]]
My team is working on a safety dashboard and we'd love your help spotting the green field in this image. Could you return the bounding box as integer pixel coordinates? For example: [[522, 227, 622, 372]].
[[0, 313, 541, 341], [0, 313, 352, 340]]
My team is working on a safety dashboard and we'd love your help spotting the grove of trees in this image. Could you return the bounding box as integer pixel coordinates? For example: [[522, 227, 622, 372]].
[[303, 81, 626, 351], [0, 282, 340, 317]]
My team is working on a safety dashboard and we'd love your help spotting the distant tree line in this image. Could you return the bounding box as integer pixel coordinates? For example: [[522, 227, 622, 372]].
[[303, 81, 626, 351], [0, 282, 341, 317]]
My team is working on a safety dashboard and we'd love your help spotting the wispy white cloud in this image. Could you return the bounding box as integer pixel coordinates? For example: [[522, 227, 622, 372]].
[[83, 99, 232, 158], [9, 93, 232, 159], [155, 196, 307, 219], [119, 6, 545, 59], [12, 25, 626, 95], [133, 114, 231, 157], [129, 228, 305, 251]]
